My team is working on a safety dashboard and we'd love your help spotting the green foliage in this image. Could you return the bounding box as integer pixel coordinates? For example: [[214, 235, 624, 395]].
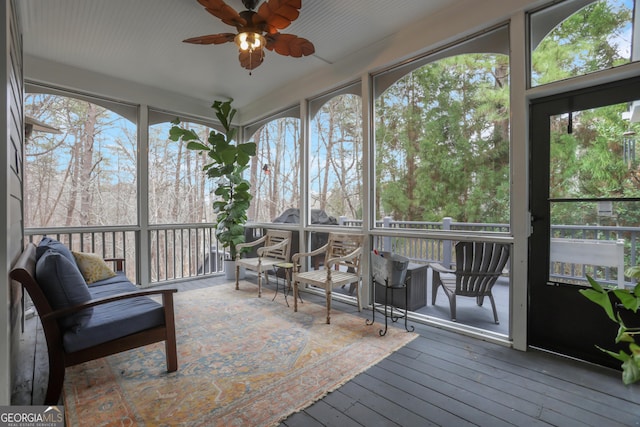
[[579, 274, 640, 385], [169, 99, 256, 259], [531, 1, 631, 85], [375, 53, 510, 223]]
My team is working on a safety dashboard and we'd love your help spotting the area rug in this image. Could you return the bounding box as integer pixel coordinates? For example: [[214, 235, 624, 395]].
[[62, 282, 417, 426]]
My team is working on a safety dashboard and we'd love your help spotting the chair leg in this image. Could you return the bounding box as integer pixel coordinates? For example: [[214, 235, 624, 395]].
[[257, 270, 262, 298], [293, 281, 299, 312], [432, 272, 441, 305], [447, 293, 457, 322], [355, 280, 361, 312], [489, 293, 499, 324], [44, 352, 65, 405], [325, 288, 332, 324], [235, 262, 240, 290], [163, 293, 178, 372]]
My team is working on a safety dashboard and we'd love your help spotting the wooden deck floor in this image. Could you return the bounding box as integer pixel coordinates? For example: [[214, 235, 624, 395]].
[[14, 274, 639, 426]]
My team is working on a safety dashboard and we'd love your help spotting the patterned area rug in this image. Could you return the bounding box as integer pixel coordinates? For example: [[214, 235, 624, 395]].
[[63, 283, 417, 426]]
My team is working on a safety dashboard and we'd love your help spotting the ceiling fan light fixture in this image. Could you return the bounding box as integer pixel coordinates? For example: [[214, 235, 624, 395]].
[[235, 31, 265, 52]]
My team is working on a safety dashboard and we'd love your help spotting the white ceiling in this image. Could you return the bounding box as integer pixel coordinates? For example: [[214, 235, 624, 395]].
[[20, 0, 462, 113]]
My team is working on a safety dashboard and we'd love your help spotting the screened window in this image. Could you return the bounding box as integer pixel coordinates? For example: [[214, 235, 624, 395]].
[[148, 110, 221, 224], [373, 26, 510, 232], [24, 92, 137, 227], [530, 0, 636, 87], [309, 86, 363, 223], [245, 108, 301, 223]]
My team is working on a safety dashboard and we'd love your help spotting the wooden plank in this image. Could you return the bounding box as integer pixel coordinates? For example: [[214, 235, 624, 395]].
[[301, 400, 362, 427], [280, 410, 325, 427], [333, 380, 425, 427], [350, 371, 472, 426], [401, 336, 638, 426]]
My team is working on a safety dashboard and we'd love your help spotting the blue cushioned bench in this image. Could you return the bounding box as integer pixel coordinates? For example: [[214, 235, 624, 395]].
[[10, 239, 178, 404]]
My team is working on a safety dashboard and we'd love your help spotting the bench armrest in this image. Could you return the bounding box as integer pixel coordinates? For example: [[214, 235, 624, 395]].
[[41, 288, 178, 321], [104, 257, 125, 272]]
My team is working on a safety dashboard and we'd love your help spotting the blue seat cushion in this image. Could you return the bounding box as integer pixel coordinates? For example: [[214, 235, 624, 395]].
[[63, 283, 165, 353], [36, 237, 76, 265], [35, 249, 93, 331]]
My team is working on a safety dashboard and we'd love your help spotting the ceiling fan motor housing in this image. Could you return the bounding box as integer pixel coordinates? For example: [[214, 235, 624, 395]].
[[241, 0, 261, 10]]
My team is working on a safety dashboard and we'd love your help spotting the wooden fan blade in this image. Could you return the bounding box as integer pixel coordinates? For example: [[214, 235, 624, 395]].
[[197, 0, 246, 27], [257, 0, 301, 33], [183, 33, 236, 45], [266, 33, 315, 57], [239, 48, 265, 70]]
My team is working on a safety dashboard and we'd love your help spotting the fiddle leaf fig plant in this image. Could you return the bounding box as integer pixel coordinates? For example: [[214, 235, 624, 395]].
[[580, 272, 640, 385], [169, 99, 256, 260]]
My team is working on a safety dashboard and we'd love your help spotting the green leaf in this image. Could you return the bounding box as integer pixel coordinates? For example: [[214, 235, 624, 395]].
[[621, 356, 640, 385], [615, 321, 633, 343], [227, 127, 237, 142], [587, 275, 605, 293], [238, 142, 257, 156], [168, 126, 184, 141], [596, 345, 629, 362], [186, 141, 209, 151], [218, 147, 237, 165], [580, 287, 616, 322], [613, 289, 639, 312], [208, 132, 226, 146]]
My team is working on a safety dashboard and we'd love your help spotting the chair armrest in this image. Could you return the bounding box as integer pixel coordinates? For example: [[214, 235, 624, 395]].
[[236, 235, 267, 251], [257, 238, 289, 257], [326, 247, 362, 269], [430, 263, 454, 274], [292, 243, 329, 264], [41, 288, 178, 321], [236, 235, 268, 260], [104, 257, 125, 272]]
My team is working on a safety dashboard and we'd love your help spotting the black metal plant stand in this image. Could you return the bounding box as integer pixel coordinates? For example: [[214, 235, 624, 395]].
[[367, 276, 415, 336]]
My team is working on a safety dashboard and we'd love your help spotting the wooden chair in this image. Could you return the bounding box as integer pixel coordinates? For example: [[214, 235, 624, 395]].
[[292, 233, 364, 324], [235, 229, 292, 297], [431, 241, 510, 324], [9, 243, 178, 404]]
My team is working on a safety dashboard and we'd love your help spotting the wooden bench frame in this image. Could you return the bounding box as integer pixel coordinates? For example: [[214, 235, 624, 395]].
[[550, 238, 625, 289], [10, 243, 178, 404]]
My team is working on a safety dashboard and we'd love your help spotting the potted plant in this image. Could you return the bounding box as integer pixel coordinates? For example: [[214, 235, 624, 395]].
[[169, 99, 256, 278], [580, 270, 640, 385]]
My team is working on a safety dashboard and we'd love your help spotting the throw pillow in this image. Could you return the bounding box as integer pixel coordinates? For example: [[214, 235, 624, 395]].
[[72, 251, 117, 284], [36, 236, 75, 264], [35, 249, 93, 331]]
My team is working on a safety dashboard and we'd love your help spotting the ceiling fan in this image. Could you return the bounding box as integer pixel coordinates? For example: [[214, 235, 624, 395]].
[[184, 0, 315, 72]]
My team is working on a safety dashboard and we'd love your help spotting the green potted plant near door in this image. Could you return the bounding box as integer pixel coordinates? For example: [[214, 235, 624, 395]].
[[169, 99, 256, 279], [580, 270, 640, 385]]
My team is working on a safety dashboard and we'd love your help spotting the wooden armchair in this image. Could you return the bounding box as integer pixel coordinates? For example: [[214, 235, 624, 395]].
[[235, 229, 292, 297], [431, 241, 510, 324], [292, 233, 364, 324], [10, 242, 178, 404]]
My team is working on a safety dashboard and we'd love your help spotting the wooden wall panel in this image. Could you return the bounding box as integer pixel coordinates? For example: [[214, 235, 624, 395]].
[[2, 0, 24, 405]]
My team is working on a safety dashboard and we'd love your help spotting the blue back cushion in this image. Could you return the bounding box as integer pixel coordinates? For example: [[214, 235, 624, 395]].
[[35, 249, 93, 331], [36, 236, 75, 265]]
